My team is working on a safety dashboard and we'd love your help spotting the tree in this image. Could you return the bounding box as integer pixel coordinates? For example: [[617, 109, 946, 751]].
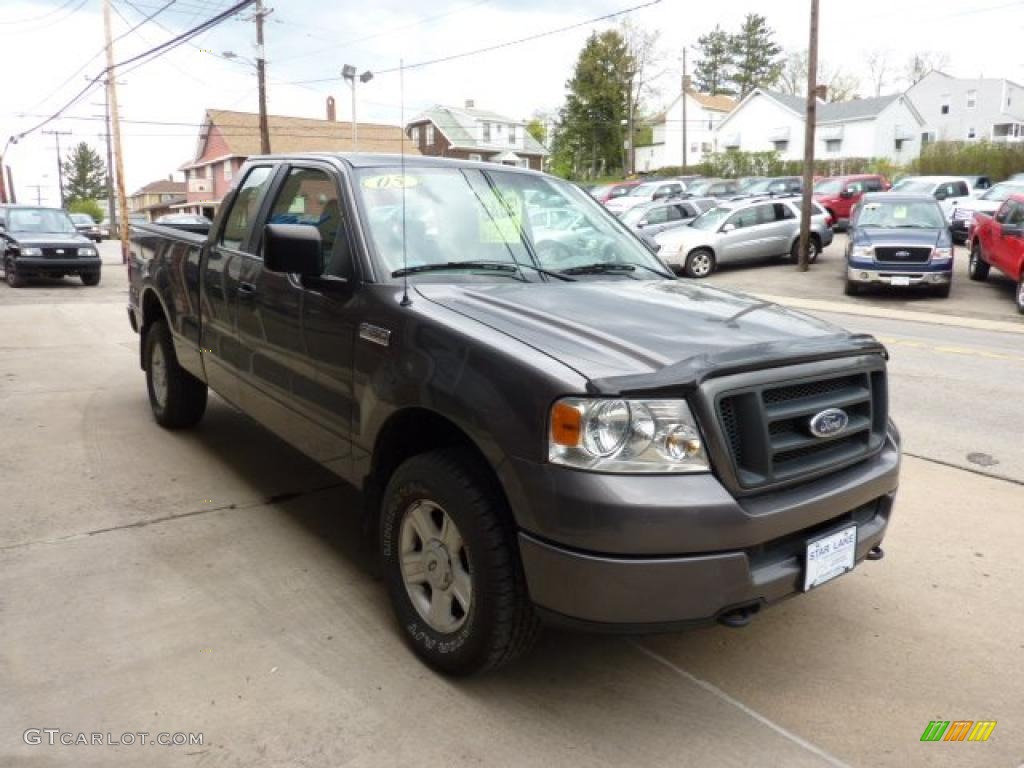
[[776, 49, 860, 102], [61, 142, 106, 204], [692, 25, 734, 96], [525, 118, 547, 146], [729, 13, 783, 99], [866, 50, 891, 97], [551, 30, 633, 179], [68, 198, 104, 222], [904, 51, 949, 86]]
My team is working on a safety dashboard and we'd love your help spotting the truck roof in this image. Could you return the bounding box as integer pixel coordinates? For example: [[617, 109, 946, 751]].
[[861, 192, 938, 204], [243, 152, 546, 175]]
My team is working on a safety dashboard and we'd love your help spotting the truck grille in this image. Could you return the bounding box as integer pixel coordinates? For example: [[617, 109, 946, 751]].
[[714, 366, 887, 492], [42, 247, 78, 258], [873, 246, 930, 263]]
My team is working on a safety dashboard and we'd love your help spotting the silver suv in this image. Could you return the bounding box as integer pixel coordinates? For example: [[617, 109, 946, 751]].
[[653, 197, 833, 278]]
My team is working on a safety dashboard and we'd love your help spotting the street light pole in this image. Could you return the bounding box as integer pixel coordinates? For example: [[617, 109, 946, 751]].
[[42, 129, 72, 208], [342, 66, 373, 153], [255, 0, 271, 154], [103, 0, 130, 263]]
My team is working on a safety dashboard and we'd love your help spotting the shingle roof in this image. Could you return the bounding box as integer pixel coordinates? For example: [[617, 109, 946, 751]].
[[762, 90, 901, 122], [199, 109, 416, 159], [689, 90, 736, 112], [410, 105, 549, 156], [131, 179, 186, 196]]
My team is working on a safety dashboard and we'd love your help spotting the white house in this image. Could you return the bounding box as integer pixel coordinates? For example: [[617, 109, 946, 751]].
[[906, 71, 1024, 143], [712, 88, 926, 163], [634, 87, 735, 171]]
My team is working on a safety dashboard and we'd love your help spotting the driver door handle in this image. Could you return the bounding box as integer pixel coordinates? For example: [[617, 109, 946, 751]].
[[237, 282, 257, 299]]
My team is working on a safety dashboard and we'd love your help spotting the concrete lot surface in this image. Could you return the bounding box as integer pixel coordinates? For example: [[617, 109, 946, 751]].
[[2, 246, 1022, 767]]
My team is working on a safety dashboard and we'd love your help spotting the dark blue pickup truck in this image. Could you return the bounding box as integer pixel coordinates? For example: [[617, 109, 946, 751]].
[[127, 153, 900, 675]]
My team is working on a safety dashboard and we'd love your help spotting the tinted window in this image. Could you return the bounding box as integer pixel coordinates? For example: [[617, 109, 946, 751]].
[[995, 203, 1013, 223], [863, 179, 884, 192], [1007, 203, 1024, 226], [644, 206, 671, 225], [952, 181, 969, 196], [772, 202, 796, 221], [220, 166, 273, 250], [266, 167, 349, 277]]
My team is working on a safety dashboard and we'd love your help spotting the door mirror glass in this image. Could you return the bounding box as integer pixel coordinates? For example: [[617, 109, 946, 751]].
[[721, 223, 736, 233], [264, 224, 324, 275]]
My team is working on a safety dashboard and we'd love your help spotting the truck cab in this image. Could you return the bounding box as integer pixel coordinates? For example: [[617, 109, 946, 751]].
[[814, 174, 889, 229], [967, 193, 1024, 313]]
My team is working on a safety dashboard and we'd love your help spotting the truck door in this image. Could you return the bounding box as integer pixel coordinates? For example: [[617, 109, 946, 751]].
[[986, 201, 1014, 271], [235, 164, 356, 477], [992, 201, 1024, 276], [202, 164, 276, 406]]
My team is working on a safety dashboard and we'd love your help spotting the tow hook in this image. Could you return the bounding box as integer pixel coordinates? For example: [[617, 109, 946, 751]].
[[717, 604, 760, 628], [866, 545, 885, 561]]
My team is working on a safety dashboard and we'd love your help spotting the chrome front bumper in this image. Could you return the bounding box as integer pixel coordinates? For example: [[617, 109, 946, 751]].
[[847, 267, 951, 286]]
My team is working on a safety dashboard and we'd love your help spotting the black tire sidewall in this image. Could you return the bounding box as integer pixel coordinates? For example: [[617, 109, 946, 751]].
[[144, 323, 172, 423], [380, 454, 515, 675]]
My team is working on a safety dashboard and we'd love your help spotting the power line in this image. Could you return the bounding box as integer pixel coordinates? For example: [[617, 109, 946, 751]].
[[287, 0, 662, 84]]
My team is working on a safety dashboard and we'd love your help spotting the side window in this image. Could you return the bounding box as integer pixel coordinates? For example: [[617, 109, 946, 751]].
[[729, 207, 762, 229], [953, 181, 969, 197], [665, 205, 685, 221], [1007, 203, 1024, 226], [266, 167, 350, 278], [220, 166, 274, 250], [864, 179, 883, 192], [645, 207, 670, 224], [772, 202, 796, 221], [995, 203, 1012, 223]]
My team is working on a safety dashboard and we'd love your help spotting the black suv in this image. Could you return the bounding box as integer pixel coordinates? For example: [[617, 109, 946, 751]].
[[0, 205, 102, 287]]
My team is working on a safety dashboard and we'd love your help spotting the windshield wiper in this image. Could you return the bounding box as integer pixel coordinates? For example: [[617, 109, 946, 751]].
[[392, 261, 525, 279], [561, 261, 673, 279]]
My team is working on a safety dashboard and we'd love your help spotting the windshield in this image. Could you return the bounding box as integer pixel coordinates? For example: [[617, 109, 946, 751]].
[[856, 200, 945, 229], [814, 179, 843, 195], [982, 183, 1024, 202], [689, 206, 733, 231], [628, 182, 662, 197], [69, 213, 94, 225], [684, 180, 713, 195], [736, 177, 765, 192], [8, 207, 77, 233], [890, 179, 934, 195], [353, 167, 670, 281]]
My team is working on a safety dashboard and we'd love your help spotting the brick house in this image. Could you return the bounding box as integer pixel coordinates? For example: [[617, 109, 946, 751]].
[[127, 179, 186, 221], [405, 101, 548, 170], [177, 102, 417, 218]]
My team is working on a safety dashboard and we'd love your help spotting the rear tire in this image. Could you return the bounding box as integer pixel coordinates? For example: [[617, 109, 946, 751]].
[[1016, 274, 1024, 315], [790, 237, 820, 264], [4, 258, 25, 288], [683, 248, 715, 278], [81, 271, 101, 286], [380, 449, 539, 675], [968, 242, 990, 281], [144, 320, 207, 429]]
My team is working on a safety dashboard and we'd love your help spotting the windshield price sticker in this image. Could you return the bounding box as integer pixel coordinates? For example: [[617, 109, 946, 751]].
[[362, 174, 419, 190]]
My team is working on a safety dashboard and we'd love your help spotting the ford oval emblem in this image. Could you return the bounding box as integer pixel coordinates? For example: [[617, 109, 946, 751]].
[[894, 250, 910, 259], [808, 408, 849, 438]]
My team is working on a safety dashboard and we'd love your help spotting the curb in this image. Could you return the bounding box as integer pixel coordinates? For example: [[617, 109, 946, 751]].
[[754, 293, 1024, 336]]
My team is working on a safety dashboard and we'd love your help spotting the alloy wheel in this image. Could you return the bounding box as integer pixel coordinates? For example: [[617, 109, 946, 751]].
[[150, 342, 168, 408], [399, 499, 472, 633]]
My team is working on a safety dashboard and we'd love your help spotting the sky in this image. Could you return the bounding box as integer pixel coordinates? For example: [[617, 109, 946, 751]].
[[2, 0, 1023, 207]]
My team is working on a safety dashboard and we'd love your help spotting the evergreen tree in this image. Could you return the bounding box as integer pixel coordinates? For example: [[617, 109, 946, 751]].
[[692, 25, 734, 96], [729, 14, 783, 98], [61, 142, 107, 204]]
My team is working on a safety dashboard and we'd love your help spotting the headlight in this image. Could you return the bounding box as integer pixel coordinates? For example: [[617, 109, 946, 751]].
[[851, 245, 873, 259], [931, 247, 953, 262], [19, 247, 42, 257], [79, 247, 98, 256], [549, 397, 709, 473]]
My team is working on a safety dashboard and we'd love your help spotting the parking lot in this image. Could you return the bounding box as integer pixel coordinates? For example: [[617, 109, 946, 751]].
[[2, 241, 1023, 767]]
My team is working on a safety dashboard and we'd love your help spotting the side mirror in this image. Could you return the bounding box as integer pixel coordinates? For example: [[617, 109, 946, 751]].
[[637, 219, 649, 227], [934, 190, 948, 201], [264, 223, 324, 275], [721, 223, 737, 233]]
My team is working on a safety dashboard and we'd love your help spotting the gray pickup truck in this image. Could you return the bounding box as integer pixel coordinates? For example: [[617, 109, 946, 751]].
[[128, 154, 900, 675]]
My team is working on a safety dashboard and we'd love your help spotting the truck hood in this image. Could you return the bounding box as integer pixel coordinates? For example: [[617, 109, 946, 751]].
[[416, 280, 883, 392], [8, 232, 92, 247], [852, 227, 944, 248], [953, 198, 1001, 214]]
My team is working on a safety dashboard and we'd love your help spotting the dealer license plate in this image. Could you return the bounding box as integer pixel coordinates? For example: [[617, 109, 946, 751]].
[[890, 276, 911, 287], [804, 525, 857, 591]]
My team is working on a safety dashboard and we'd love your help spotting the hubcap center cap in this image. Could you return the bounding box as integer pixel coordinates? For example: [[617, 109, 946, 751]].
[[423, 541, 453, 590]]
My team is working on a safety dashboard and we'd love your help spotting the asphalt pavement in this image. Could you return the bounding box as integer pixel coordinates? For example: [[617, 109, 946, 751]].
[[1, 241, 1022, 767]]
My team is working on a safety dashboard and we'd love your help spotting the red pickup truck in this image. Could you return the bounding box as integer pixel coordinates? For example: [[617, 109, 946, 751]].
[[968, 193, 1024, 313], [813, 174, 889, 229]]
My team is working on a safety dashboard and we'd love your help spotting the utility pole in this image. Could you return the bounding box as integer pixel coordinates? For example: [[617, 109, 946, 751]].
[[255, 0, 271, 153], [42, 129, 72, 208], [93, 89, 117, 229], [28, 184, 45, 205], [103, 0, 130, 263], [681, 48, 688, 170], [627, 71, 635, 176], [797, 0, 820, 272]]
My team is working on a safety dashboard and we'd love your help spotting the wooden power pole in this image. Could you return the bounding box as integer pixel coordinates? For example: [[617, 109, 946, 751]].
[[103, 0, 130, 263], [255, 0, 271, 154], [681, 48, 688, 170], [797, 0, 820, 272], [42, 129, 72, 208]]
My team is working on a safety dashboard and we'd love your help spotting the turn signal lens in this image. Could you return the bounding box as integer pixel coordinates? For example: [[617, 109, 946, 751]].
[[550, 401, 582, 446]]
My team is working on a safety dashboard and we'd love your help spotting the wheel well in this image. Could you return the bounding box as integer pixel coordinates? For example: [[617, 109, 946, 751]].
[[139, 289, 167, 369], [687, 246, 715, 260], [363, 408, 506, 539]]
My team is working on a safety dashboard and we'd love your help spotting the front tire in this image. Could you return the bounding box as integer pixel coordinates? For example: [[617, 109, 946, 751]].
[[1016, 274, 1024, 315], [4, 258, 25, 288], [844, 279, 861, 296], [968, 242, 990, 281], [380, 449, 539, 675], [144, 320, 207, 429], [683, 248, 715, 278], [933, 282, 951, 298], [790, 237, 820, 264], [81, 271, 101, 286]]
